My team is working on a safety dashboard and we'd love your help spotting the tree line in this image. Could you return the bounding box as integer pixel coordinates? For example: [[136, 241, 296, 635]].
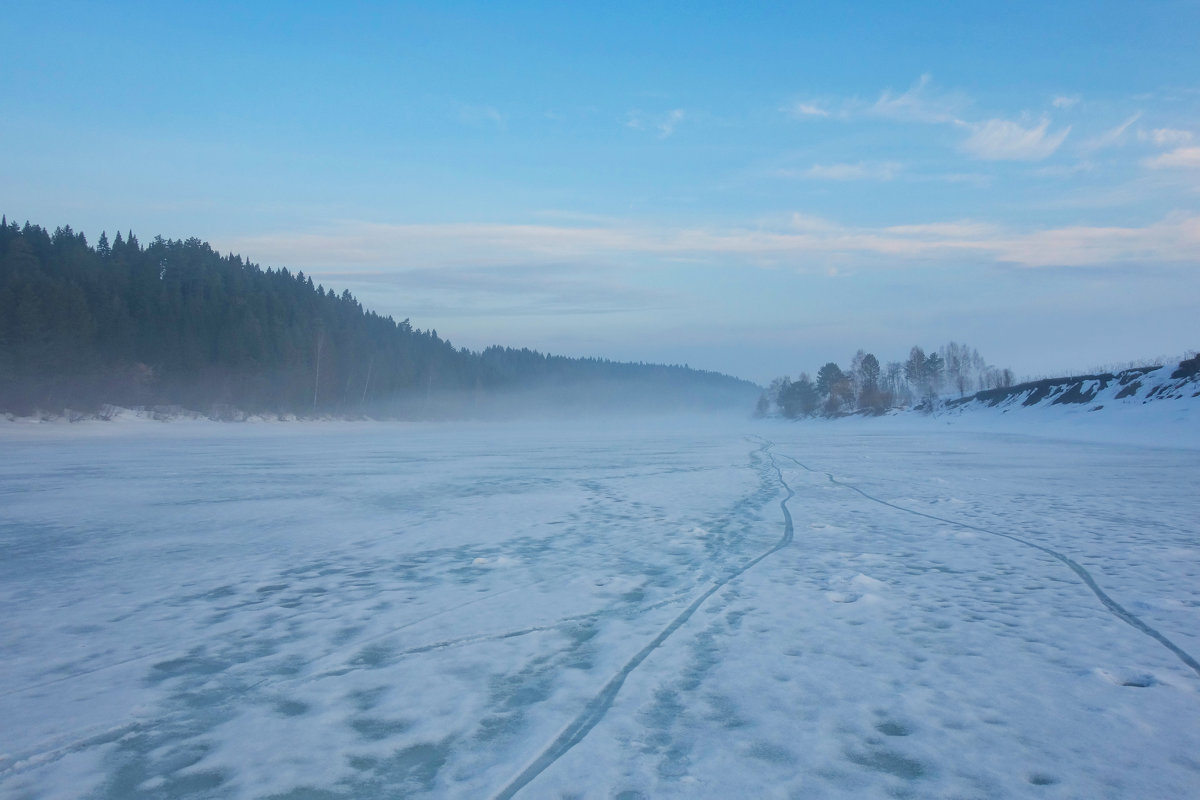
[[758, 343, 1015, 419], [0, 218, 757, 417]]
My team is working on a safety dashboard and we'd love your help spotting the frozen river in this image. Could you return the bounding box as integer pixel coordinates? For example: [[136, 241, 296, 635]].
[[2, 417, 1199, 798]]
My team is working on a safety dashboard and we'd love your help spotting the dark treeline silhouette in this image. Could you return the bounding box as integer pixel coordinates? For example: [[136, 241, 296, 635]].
[[759, 343, 1015, 419], [0, 218, 757, 417]]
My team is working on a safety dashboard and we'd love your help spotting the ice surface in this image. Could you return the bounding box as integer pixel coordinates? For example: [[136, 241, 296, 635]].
[[2, 415, 1198, 798]]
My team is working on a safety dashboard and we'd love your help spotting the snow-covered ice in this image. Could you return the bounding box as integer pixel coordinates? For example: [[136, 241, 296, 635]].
[[1, 413, 1198, 798]]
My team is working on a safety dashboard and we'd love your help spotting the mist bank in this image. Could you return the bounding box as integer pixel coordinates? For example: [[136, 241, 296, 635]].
[[0, 218, 758, 419]]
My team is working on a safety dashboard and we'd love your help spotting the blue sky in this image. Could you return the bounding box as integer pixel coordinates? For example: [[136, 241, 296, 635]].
[[3, 1, 1198, 383]]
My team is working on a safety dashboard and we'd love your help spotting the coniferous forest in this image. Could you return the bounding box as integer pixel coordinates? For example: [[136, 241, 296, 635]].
[[0, 219, 758, 418]]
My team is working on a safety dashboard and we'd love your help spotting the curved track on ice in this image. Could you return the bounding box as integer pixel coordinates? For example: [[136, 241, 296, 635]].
[[776, 451, 1200, 679], [490, 442, 796, 800]]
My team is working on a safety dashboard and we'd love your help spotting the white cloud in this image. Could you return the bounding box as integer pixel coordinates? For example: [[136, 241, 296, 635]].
[[882, 221, 1001, 239], [1081, 112, 1141, 152], [988, 215, 1200, 267], [788, 102, 831, 118], [658, 109, 686, 138], [916, 171, 993, 186], [1145, 146, 1200, 168], [870, 74, 967, 124], [219, 213, 1200, 275], [1031, 161, 1094, 177], [788, 213, 839, 232], [310, 261, 661, 317], [1142, 128, 1194, 146], [800, 161, 902, 181], [961, 118, 1070, 160], [457, 104, 506, 129], [627, 108, 686, 138], [794, 76, 1082, 165], [533, 209, 624, 225]]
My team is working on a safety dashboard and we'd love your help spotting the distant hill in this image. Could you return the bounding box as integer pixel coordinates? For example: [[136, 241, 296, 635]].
[[943, 355, 1200, 415], [0, 218, 759, 418]]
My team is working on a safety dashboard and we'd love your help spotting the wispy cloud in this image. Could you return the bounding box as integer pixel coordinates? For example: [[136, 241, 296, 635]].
[[791, 75, 1073, 163], [783, 75, 969, 125], [882, 221, 1002, 239], [869, 74, 968, 124], [626, 108, 687, 138], [1031, 161, 1095, 177], [788, 213, 839, 232], [658, 109, 686, 138], [312, 262, 663, 317], [221, 213, 1200, 276], [961, 118, 1070, 160], [794, 161, 903, 181], [457, 103, 506, 129], [1081, 112, 1141, 152], [786, 101, 832, 119], [1052, 95, 1081, 109], [987, 215, 1200, 266], [1145, 146, 1200, 168], [1141, 127, 1194, 146], [533, 209, 626, 225], [913, 171, 994, 186]]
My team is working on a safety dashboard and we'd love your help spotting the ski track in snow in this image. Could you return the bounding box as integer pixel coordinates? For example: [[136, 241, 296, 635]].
[[491, 441, 795, 799], [774, 450, 1200, 679]]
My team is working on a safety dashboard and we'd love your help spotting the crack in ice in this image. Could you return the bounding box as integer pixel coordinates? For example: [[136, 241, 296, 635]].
[[776, 451, 1200, 680], [489, 441, 796, 799]]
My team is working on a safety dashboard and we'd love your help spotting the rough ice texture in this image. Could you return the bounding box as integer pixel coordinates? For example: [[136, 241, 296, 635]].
[[1, 408, 1198, 798]]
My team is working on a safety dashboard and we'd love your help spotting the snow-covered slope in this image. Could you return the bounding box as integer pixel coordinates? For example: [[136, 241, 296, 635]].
[[947, 355, 1200, 414], [917, 355, 1198, 449]]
